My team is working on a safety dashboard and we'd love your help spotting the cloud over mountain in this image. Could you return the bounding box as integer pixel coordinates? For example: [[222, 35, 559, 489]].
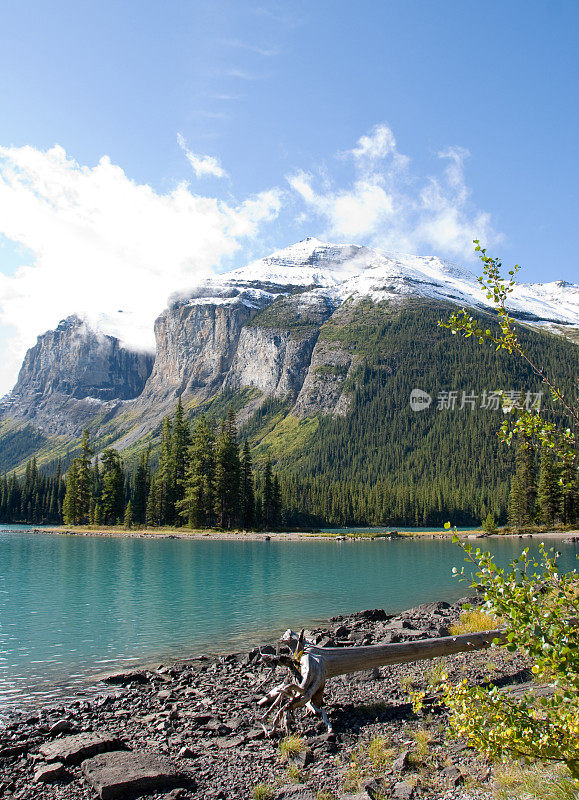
[[288, 124, 500, 259], [0, 144, 281, 394]]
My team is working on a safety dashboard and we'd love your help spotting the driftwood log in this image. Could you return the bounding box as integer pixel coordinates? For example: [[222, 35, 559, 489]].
[[257, 627, 506, 734]]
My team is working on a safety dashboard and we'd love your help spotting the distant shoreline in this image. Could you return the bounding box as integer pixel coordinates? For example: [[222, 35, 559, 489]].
[[37, 525, 579, 541]]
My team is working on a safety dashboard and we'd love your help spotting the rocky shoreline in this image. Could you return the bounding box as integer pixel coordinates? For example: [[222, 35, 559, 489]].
[[34, 526, 579, 542], [0, 598, 533, 800]]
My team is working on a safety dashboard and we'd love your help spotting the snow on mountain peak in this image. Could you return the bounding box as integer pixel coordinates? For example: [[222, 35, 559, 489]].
[[176, 239, 579, 335]]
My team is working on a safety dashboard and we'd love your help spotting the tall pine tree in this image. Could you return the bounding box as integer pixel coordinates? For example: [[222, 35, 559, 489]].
[[239, 441, 255, 530], [214, 408, 240, 529], [537, 445, 561, 526], [179, 415, 216, 528]]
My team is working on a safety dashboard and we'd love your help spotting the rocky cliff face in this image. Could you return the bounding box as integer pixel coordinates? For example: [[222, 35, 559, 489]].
[[3, 315, 154, 435], [224, 294, 335, 399], [140, 298, 255, 403]]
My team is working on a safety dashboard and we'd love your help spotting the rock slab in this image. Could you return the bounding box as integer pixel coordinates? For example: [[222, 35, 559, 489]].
[[33, 762, 69, 783], [38, 732, 124, 765], [81, 750, 187, 799]]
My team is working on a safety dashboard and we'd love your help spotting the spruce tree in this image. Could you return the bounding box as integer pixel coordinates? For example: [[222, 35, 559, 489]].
[[76, 429, 93, 524], [123, 500, 133, 529], [272, 474, 282, 527], [507, 440, 537, 528], [132, 448, 151, 525], [179, 415, 216, 528], [239, 441, 255, 529], [62, 459, 80, 524], [537, 445, 561, 527], [100, 449, 124, 524], [560, 454, 577, 525], [214, 408, 240, 529], [171, 397, 190, 518], [262, 459, 275, 529], [146, 475, 160, 527], [507, 474, 525, 529], [157, 417, 174, 524]]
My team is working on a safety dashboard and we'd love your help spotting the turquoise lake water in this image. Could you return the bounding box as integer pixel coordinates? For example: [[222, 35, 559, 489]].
[[0, 526, 577, 714]]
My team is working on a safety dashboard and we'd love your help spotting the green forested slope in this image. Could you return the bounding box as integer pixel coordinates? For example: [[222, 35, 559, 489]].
[[1, 299, 577, 526], [251, 301, 578, 525]]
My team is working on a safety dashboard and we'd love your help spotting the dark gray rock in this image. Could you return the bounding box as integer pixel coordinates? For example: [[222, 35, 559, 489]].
[[393, 780, 414, 799], [48, 719, 74, 735], [364, 778, 385, 799], [103, 670, 150, 686], [351, 609, 390, 622], [177, 746, 198, 759], [0, 743, 29, 757], [33, 761, 70, 783], [392, 749, 410, 773], [38, 732, 124, 765], [288, 747, 314, 767], [442, 765, 463, 785], [81, 750, 189, 800]]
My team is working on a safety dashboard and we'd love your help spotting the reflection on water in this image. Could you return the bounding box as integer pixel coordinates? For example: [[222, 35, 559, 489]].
[[0, 528, 576, 713]]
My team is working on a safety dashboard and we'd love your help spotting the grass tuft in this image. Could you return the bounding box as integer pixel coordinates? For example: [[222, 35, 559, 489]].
[[344, 735, 394, 793], [279, 734, 307, 761], [450, 608, 501, 635], [493, 760, 578, 800], [252, 784, 274, 800], [286, 764, 304, 783]]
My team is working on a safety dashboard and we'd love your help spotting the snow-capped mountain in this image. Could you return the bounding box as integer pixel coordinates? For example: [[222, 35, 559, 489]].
[[175, 238, 579, 332], [2, 238, 577, 466]]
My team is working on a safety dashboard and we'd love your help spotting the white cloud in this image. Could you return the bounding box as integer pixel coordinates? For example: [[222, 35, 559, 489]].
[[349, 124, 397, 161], [0, 144, 281, 395], [177, 133, 228, 178], [289, 123, 500, 259], [288, 171, 393, 239]]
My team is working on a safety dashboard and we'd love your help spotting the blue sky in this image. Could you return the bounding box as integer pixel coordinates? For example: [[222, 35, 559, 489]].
[[0, 0, 577, 393]]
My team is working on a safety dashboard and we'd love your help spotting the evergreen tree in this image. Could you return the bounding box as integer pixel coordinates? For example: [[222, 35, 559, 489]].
[[179, 415, 216, 528], [76, 429, 93, 524], [272, 474, 282, 527], [132, 448, 151, 525], [62, 459, 80, 524], [146, 474, 161, 527], [123, 500, 133, 530], [214, 408, 240, 529], [482, 511, 497, 534], [537, 445, 561, 526], [157, 417, 174, 524], [100, 449, 124, 524], [239, 441, 255, 529], [171, 396, 190, 517], [507, 474, 525, 529], [507, 440, 537, 529], [560, 454, 577, 525], [261, 459, 275, 529]]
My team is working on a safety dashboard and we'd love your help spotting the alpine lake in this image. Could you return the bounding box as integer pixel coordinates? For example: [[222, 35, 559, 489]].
[[1, 524, 577, 715]]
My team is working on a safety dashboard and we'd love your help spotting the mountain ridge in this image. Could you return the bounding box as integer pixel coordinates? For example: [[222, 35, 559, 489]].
[[0, 239, 577, 483]]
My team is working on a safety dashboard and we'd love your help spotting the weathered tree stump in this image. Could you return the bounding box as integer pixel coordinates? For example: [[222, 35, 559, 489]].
[[257, 628, 506, 733]]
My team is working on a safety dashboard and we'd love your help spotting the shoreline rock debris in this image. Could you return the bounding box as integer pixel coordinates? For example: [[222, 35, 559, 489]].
[[0, 598, 531, 799]]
